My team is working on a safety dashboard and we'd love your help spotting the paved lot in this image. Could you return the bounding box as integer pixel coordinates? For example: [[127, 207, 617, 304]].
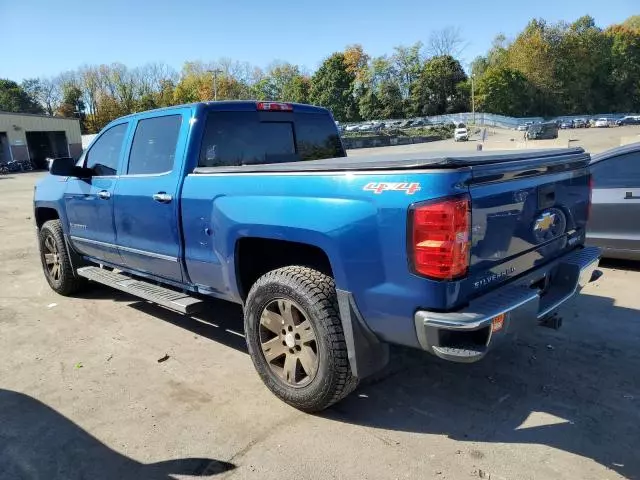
[[348, 124, 640, 157], [1, 170, 639, 480]]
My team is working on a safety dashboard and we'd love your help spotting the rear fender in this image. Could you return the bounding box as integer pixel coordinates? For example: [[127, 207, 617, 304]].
[[213, 195, 379, 295]]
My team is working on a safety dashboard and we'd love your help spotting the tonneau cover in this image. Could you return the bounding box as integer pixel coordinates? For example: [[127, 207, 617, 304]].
[[192, 148, 588, 174]]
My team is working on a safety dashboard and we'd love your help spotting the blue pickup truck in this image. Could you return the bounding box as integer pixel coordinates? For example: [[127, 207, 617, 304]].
[[34, 101, 600, 411]]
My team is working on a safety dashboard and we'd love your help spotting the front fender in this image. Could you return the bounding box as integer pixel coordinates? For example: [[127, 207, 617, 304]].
[[34, 175, 68, 231]]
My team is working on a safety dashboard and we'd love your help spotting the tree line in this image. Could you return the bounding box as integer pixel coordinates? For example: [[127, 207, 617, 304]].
[[1, 15, 638, 133]]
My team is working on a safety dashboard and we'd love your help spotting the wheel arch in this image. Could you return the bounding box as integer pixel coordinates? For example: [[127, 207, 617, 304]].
[[235, 237, 334, 301], [35, 207, 60, 229]]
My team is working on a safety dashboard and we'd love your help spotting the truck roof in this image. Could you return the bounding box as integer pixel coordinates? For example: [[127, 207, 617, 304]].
[[116, 101, 331, 121]]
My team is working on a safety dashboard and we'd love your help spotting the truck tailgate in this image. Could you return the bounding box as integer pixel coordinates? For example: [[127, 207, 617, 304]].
[[465, 150, 591, 298]]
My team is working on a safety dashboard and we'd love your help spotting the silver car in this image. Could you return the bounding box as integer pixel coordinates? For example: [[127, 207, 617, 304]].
[[587, 143, 640, 260]]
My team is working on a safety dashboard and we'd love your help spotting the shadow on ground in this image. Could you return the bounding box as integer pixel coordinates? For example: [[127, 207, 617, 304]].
[[83, 264, 640, 479], [325, 291, 640, 479], [0, 390, 235, 479], [600, 257, 640, 272]]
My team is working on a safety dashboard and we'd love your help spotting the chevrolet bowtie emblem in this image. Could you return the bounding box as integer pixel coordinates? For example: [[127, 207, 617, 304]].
[[534, 212, 556, 232]]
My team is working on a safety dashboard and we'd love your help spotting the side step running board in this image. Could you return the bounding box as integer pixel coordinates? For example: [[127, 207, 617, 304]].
[[77, 266, 204, 314]]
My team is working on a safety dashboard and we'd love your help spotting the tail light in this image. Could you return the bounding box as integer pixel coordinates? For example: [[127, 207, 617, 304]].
[[409, 195, 471, 280], [257, 102, 293, 111]]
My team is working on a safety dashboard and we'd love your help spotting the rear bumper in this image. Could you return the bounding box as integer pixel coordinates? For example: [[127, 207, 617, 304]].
[[413, 246, 601, 363]]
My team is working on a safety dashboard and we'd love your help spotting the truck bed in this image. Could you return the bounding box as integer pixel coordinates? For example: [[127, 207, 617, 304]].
[[192, 148, 589, 174]]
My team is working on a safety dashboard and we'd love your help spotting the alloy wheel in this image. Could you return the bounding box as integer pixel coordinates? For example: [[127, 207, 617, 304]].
[[259, 299, 319, 387], [43, 234, 61, 281]]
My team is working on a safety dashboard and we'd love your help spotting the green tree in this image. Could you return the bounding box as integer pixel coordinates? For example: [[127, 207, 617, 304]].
[[378, 81, 404, 118], [606, 25, 640, 111], [622, 15, 640, 33], [256, 63, 310, 103], [156, 80, 176, 107], [476, 66, 535, 116], [358, 88, 382, 120], [309, 53, 359, 121], [57, 85, 86, 132], [554, 16, 611, 113], [505, 19, 560, 116], [0, 79, 43, 113], [282, 74, 310, 103], [410, 55, 467, 115], [391, 43, 423, 99]]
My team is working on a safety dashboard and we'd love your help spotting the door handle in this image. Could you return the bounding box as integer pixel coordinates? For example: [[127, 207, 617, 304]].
[[624, 192, 640, 200], [152, 192, 173, 203], [97, 190, 111, 200]]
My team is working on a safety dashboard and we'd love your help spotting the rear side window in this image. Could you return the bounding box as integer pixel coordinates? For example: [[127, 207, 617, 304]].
[[591, 153, 640, 188], [199, 111, 345, 167], [86, 123, 127, 176], [127, 115, 182, 175], [295, 113, 345, 161]]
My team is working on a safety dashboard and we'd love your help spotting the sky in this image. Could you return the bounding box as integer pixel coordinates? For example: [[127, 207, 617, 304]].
[[1, 0, 637, 82]]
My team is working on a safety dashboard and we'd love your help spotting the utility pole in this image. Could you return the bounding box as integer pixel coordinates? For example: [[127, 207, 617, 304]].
[[207, 69, 223, 101], [471, 74, 475, 125]]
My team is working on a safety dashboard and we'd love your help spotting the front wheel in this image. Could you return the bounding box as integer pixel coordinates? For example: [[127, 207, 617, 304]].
[[39, 220, 86, 295], [244, 266, 357, 412]]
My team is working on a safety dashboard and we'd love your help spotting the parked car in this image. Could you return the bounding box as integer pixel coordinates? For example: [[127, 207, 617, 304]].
[[560, 121, 573, 129], [616, 116, 640, 126], [526, 122, 559, 140], [587, 143, 640, 260], [594, 118, 610, 128], [454, 127, 469, 141], [573, 118, 587, 128], [34, 101, 600, 412]]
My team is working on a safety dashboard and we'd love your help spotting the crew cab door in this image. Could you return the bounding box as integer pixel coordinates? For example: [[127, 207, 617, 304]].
[[588, 151, 640, 255], [112, 110, 189, 282], [65, 122, 129, 265]]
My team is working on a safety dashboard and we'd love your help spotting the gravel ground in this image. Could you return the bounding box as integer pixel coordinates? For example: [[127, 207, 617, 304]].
[[1, 168, 639, 480]]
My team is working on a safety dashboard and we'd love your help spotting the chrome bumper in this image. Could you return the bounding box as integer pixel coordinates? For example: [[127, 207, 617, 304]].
[[414, 246, 601, 363]]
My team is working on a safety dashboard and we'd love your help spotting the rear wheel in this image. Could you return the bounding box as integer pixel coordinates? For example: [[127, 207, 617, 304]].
[[39, 220, 86, 295], [244, 266, 357, 412]]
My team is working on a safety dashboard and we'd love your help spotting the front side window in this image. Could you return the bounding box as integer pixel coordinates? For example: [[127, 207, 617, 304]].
[[127, 115, 182, 175], [85, 123, 128, 176]]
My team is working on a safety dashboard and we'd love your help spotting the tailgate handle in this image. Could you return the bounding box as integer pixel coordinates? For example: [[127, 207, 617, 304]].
[[625, 191, 640, 200]]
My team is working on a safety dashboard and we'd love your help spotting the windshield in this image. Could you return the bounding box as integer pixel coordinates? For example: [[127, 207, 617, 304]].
[[199, 111, 345, 167]]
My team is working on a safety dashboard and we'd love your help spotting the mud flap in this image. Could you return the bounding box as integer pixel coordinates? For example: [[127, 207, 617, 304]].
[[336, 289, 389, 379]]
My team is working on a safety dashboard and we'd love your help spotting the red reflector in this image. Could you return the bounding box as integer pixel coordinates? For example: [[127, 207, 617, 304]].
[[410, 195, 471, 280], [257, 102, 293, 111], [491, 313, 506, 332]]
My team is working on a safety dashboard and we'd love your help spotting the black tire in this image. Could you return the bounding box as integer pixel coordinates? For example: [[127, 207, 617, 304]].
[[244, 266, 357, 412], [39, 219, 86, 296]]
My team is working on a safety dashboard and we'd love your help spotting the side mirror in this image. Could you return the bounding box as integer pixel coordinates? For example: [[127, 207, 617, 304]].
[[49, 157, 92, 178]]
